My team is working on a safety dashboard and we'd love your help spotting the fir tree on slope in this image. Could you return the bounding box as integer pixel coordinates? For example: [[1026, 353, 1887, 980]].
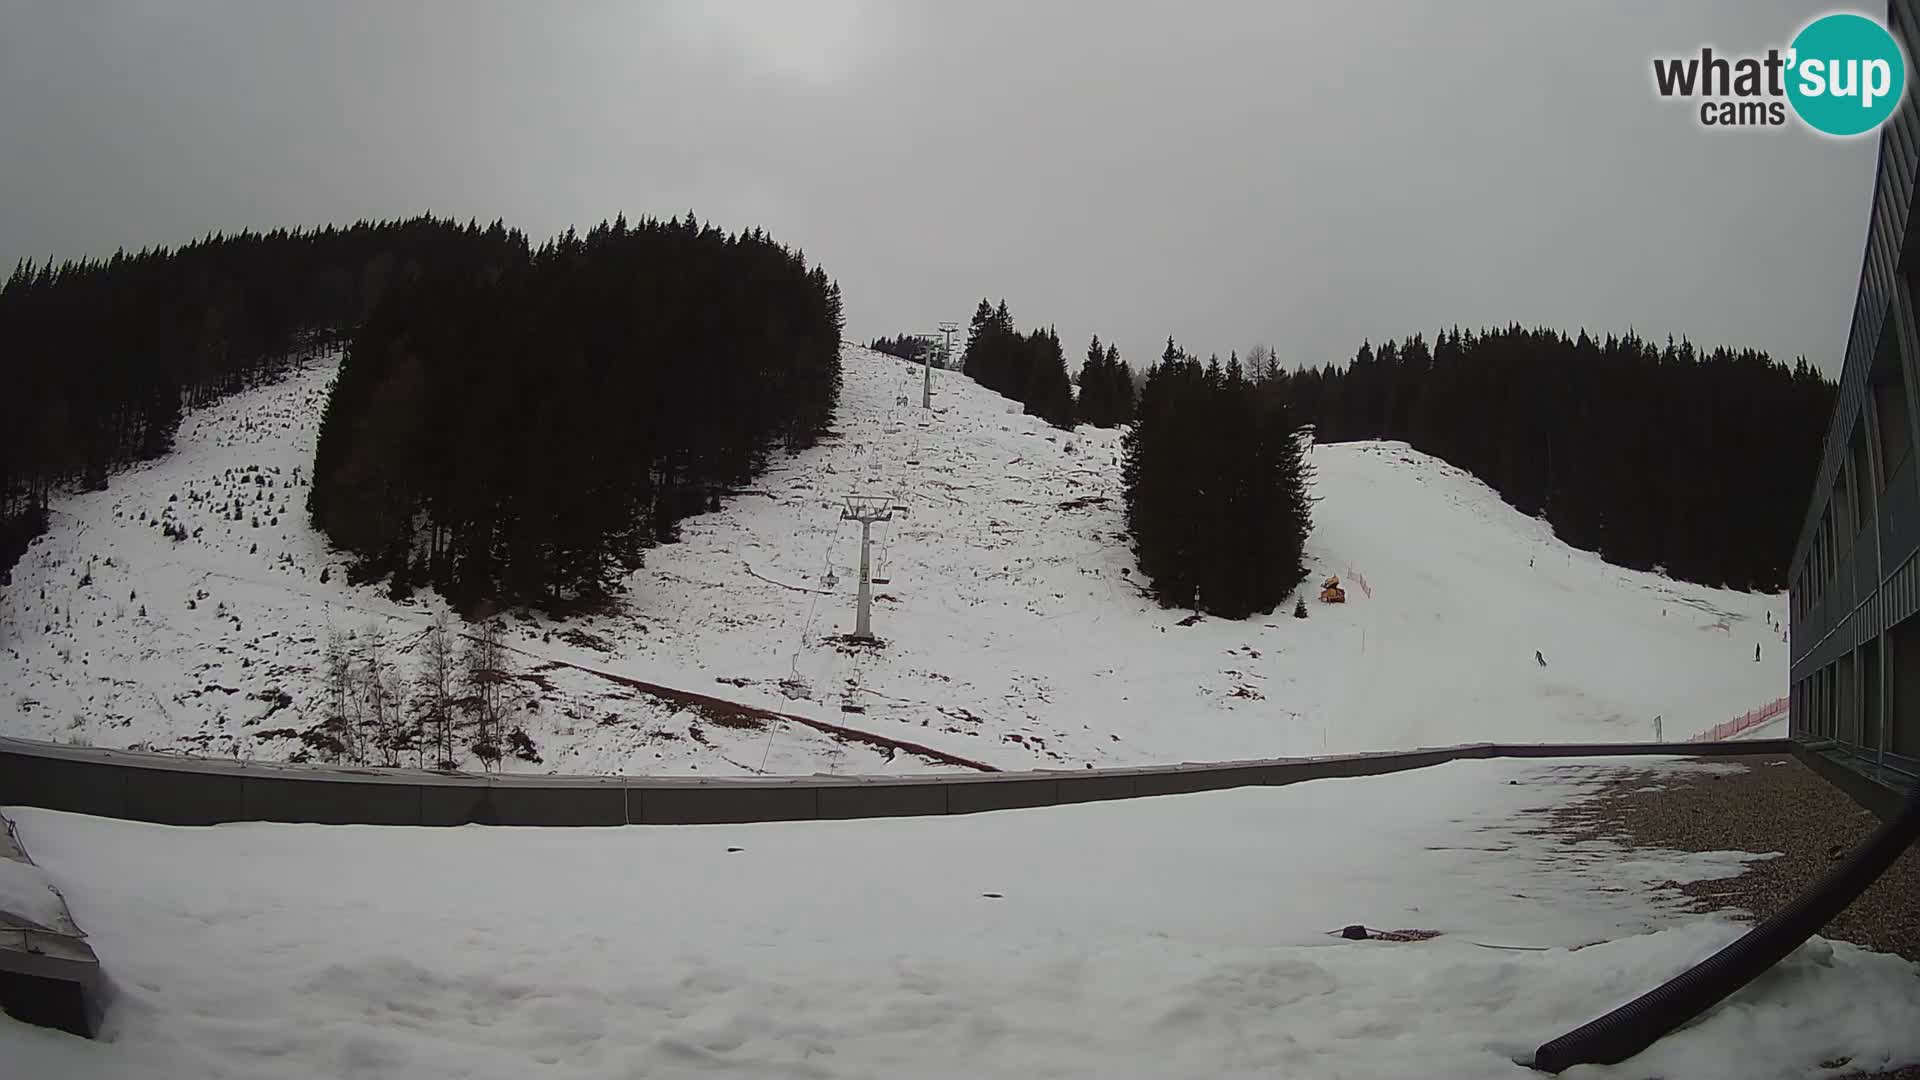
[[1076, 334, 1137, 428], [959, 299, 1074, 429], [1023, 326, 1075, 429], [868, 334, 934, 365], [1107, 344, 1135, 422], [1123, 340, 1312, 617], [1124, 348, 1207, 608]]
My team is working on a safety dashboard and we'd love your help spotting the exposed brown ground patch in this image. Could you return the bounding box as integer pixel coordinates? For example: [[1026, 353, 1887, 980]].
[[1541, 754, 1919, 962]]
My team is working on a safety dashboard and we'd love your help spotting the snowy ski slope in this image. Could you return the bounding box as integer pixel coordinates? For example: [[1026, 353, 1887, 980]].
[[0, 346, 1788, 774]]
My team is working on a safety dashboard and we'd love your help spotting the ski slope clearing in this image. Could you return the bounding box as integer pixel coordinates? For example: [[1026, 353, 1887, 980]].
[[7, 757, 1915, 1079], [0, 347, 1787, 775]]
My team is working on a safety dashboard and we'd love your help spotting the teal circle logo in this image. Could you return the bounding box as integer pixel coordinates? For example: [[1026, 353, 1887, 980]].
[[1786, 13, 1906, 136]]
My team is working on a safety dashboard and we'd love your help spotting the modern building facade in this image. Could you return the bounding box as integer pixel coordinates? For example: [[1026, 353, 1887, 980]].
[[1788, 0, 1920, 796]]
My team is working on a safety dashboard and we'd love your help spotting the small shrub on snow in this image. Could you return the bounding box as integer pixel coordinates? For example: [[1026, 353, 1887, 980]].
[[507, 727, 542, 764]]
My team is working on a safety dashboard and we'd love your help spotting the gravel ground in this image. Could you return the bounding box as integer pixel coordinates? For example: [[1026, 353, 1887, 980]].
[[1543, 754, 1919, 960], [1541, 753, 1920, 1079]]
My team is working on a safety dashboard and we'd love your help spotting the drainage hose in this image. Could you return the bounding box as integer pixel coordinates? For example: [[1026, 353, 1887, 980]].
[[1531, 775, 1920, 1074]]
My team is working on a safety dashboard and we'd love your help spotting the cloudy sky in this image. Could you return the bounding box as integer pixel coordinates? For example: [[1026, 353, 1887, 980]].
[[0, 1, 1881, 374]]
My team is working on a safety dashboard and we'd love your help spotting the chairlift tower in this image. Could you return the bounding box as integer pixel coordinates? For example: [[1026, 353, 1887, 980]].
[[931, 321, 960, 409], [841, 495, 894, 640], [921, 342, 933, 410]]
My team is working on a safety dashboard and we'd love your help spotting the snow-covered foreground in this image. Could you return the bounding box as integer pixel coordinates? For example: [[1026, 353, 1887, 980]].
[[7, 758, 1916, 1079], [0, 347, 1789, 775]]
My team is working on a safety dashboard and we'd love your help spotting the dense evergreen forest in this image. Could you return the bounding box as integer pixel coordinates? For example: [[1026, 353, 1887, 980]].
[[868, 333, 955, 368], [1271, 326, 1835, 591], [1124, 342, 1313, 617], [960, 299, 1075, 428], [309, 214, 844, 611], [0, 216, 527, 581], [1075, 334, 1136, 428]]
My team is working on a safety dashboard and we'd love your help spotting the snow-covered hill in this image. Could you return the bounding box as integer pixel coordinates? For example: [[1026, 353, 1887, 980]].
[[0, 346, 1787, 774]]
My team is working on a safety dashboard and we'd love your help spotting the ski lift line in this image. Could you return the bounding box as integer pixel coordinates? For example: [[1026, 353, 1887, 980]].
[[789, 513, 845, 667], [757, 699, 785, 775]]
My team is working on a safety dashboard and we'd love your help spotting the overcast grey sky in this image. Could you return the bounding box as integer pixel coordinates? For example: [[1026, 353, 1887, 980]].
[[0, 1, 1881, 374]]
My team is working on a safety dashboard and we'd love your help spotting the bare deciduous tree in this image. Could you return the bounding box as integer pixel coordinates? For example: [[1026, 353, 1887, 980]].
[[321, 625, 359, 764], [414, 613, 458, 769], [460, 619, 511, 772], [1245, 344, 1280, 383], [361, 623, 409, 767]]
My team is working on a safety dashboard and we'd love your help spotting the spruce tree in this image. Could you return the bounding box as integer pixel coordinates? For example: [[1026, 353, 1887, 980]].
[[1023, 327, 1074, 429], [1122, 340, 1312, 618], [1106, 344, 1135, 424], [1124, 353, 1204, 609], [1077, 334, 1107, 425]]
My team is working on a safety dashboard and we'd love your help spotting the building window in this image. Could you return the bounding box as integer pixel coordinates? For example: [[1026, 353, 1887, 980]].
[[1837, 467, 1856, 557], [1816, 666, 1828, 738], [1814, 537, 1824, 607], [1863, 642, 1883, 751], [1824, 507, 1839, 593], [1872, 321, 1914, 485], [1826, 664, 1837, 738], [1837, 658, 1849, 740], [1820, 510, 1832, 583], [1853, 424, 1877, 530], [1893, 613, 1920, 759]]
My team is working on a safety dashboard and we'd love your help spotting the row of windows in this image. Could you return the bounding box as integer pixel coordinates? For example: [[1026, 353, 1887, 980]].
[[1793, 320, 1916, 624], [1793, 610, 1920, 767]]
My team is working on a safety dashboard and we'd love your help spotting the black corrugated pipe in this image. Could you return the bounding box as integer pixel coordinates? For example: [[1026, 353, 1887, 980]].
[[1530, 775, 1920, 1073]]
